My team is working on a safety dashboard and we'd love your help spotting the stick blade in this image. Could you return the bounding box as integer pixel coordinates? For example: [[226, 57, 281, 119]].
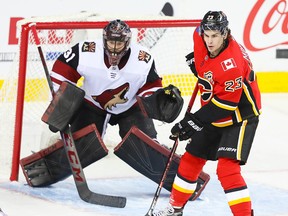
[[77, 184, 127, 208], [161, 2, 174, 16]]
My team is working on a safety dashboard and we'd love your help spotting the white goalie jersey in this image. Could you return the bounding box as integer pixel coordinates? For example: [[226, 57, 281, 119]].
[[50, 39, 162, 115]]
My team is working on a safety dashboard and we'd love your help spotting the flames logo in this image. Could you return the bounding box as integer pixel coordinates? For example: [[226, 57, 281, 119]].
[[92, 83, 130, 110]]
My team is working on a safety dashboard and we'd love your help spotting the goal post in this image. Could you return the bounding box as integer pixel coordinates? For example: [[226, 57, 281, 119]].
[[1, 14, 200, 181]]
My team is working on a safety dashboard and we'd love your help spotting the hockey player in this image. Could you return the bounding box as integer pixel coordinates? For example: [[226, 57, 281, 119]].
[[20, 19, 209, 200], [152, 11, 261, 216]]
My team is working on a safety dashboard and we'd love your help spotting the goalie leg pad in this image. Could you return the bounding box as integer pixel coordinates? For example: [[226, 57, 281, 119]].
[[114, 126, 210, 199], [20, 124, 108, 187], [41, 81, 85, 132], [114, 126, 180, 192]]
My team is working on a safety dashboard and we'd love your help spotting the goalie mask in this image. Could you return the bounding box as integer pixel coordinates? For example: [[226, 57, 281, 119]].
[[103, 19, 132, 66], [200, 11, 229, 35]]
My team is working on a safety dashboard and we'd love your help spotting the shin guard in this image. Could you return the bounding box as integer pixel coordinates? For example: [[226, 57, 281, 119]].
[[20, 124, 108, 187]]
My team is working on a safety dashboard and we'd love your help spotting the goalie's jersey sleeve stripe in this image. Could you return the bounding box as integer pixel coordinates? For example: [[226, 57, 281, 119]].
[[50, 76, 61, 92], [50, 71, 77, 92], [56, 43, 80, 73], [137, 61, 163, 97], [137, 86, 162, 97], [172, 174, 197, 194], [51, 43, 81, 92], [51, 59, 82, 84]]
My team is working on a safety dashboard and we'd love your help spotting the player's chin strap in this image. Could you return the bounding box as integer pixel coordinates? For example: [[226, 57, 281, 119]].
[[29, 23, 126, 208]]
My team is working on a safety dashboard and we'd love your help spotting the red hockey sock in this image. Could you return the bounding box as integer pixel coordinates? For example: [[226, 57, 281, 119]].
[[217, 158, 252, 216], [231, 203, 252, 216], [169, 153, 206, 207]]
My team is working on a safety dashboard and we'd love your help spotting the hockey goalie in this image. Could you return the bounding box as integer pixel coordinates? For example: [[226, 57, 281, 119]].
[[20, 19, 210, 201]]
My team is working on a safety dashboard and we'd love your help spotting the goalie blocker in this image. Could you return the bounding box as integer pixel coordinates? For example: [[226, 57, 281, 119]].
[[114, 126, 210, 201], [41, 81, 85, 132]]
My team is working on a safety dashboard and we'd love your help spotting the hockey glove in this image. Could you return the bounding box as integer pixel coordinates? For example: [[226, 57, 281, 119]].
[[185, 52, 198, 77], [171, 112, 203, 141], [137, 84, 184, 123], [42, 82, 85, 133]]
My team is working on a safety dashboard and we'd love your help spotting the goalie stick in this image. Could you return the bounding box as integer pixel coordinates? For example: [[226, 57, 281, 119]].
[[29, 23, 126, 208], [145, 82, 199, 216]]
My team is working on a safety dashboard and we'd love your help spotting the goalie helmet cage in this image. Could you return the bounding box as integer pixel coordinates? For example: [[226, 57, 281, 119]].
[[2, 15, 200, 181]]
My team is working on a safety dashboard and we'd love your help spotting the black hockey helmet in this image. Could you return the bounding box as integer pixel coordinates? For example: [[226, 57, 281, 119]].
[[103, 19, 132, 66], [200, 11, 229, 35]]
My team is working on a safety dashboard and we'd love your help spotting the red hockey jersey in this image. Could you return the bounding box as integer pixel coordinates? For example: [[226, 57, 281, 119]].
[[193, 27, 262, 127]]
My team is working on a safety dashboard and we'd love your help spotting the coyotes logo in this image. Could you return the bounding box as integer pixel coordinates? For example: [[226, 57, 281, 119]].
[[92, 83, 129, 110]]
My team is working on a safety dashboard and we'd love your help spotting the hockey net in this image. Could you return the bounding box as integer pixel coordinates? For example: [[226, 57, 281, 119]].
[[0, 12, 200, 181]]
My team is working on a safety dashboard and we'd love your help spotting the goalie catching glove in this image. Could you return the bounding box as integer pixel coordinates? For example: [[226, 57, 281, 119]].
[[137, 84, 183, 123]]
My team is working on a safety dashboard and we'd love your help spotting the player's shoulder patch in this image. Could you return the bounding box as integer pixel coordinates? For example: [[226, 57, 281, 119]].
[[81, 42, 96, 52], [138, 50, 151, 63]]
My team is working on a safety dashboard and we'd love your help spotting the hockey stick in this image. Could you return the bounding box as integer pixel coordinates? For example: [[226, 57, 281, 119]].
[[137, 2, 173, 49], [29, 23, 126, 208], [145, 82, 199, 216]]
